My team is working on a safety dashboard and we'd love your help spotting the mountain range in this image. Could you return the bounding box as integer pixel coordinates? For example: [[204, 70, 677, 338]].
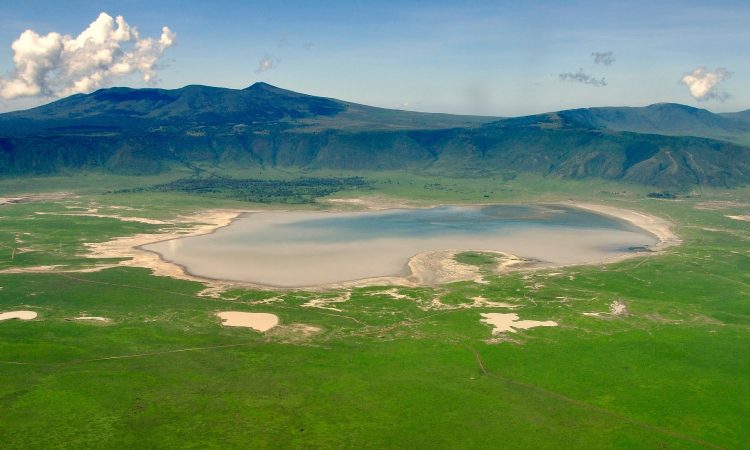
[[1, 82, 749, 189]]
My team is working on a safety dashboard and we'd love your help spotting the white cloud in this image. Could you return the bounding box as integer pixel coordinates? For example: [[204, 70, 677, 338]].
[[558, 69, 607, 87], [680, 67, 731, 101], [592, 51, 615, 66], [255, 55, 278, 73], [0, 12, 175, 100]]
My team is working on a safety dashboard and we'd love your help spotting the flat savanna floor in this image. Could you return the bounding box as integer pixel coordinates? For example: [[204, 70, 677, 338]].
[[0, 172, 748, 449]]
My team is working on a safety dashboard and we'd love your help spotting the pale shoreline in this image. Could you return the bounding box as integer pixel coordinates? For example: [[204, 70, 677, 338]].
[[563, 202, 681, 252], [1, 200, 681, 291]]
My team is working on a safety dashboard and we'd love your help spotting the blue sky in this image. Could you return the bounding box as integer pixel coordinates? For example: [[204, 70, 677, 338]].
[[0, 0, 748, 115]]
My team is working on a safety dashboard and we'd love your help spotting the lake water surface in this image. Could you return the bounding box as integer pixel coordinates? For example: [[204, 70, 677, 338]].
[[143, 205, 657, 287]]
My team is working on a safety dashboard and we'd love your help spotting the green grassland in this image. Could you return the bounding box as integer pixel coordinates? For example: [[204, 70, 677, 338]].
[[0, 172, 748, 448]]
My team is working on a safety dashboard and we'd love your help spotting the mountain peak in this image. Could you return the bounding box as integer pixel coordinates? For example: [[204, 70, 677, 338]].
[[644, 102, 706, 113], [245, 81, 276, 90], [243, 82, 298, 96]]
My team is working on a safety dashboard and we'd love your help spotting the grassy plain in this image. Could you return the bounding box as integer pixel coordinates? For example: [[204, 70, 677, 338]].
[[0, 171, 748, 448]]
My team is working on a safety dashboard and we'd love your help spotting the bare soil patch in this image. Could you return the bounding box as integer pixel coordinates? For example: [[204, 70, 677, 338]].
[[0, 310, 38, 321], [480, 313, 557, 334], [72, 316, 111, 322], [216, 311, 279, 332]]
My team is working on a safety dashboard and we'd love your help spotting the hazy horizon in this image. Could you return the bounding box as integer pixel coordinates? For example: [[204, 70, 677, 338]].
[[3, 80, 749, 118]]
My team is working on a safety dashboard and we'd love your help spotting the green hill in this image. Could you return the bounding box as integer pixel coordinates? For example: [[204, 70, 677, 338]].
[[555, 103, 750, 144]]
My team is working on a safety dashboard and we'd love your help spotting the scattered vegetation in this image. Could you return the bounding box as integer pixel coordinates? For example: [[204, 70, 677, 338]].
[[647, 191, 678, 199], [454, 251, 498, 268], [112, 176, 371, 203]]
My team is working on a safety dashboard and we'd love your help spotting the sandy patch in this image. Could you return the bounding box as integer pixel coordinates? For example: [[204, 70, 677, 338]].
[[694, 201, 750, 211], [726, 215, 750, 222], [266, 323, 322, 343], [84, 209, 245, 284], [0, 265, 65, 274], [480, 313, 557, 334], [0, 209, 247, 287], [34, 212, 169, 225], [0, 192, 75, 206], [286, 323, 321, 335], [276, 323, 320, 335], [364, 290, 517, 311], [216, 312, 279, 331], [324, 196, 420, 211], [375, 288, 410, 300], [584, 300, 629, 318], [610, 300, 628, 315], [249, 296, 284, 305], [302, 292, 351, 311], [281, 249, 534, 291], [363, 288, 414, 301], [409, 250, 484, 285], [468, 296, 517, 309], [408, 250, 533, 286], [0, 310, 38, 321], [496, 253, 534, 271], [73, 316, 110, 322]]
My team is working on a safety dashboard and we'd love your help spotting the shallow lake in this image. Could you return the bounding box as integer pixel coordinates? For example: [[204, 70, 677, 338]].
[[143, 204, 657, 287]]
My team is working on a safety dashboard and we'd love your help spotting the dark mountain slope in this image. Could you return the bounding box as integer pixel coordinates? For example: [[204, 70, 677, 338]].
[[0, 83, 749, 189], [720, 108, 750, 124], [0, 83, 491, 134], [454, 124, 750, 187], [506, 103, 750, 144]]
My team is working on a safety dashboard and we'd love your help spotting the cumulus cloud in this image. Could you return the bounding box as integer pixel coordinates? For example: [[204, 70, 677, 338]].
[[0, 12, 175, 100], [680, 67, 731, 101], [255, 55, 278, 73], [558, 69, 607, 87], [592, 51, 615, 66]]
